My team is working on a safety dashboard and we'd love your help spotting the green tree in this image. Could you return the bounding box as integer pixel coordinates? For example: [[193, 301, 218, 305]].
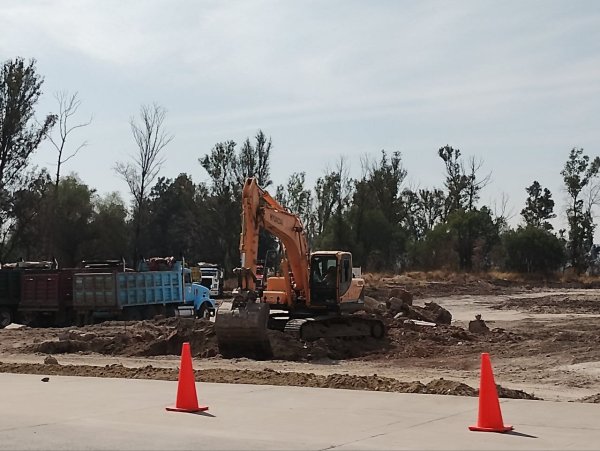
[[145, 174, 207, 262], [0, 57, 55, 258], [438, 145, 489, 217], [200, 131, 276, 272], [233, 130, 272, 189], [402, 187, 446, 239], [55, 175, 95, 266], [275, 172, 314, 243], [446, 207, 499, 271], [83, 192, 129, 261], [5, 169, 53, 260], [314, 157, 354, 251], [521, 181, 555, 230], [503, 226, 565, 273], [561, 147, 600, 272], [350, 150, 407, 269]]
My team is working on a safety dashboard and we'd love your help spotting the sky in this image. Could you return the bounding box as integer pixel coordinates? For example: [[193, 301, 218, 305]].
[[2, 0, 600, 233]]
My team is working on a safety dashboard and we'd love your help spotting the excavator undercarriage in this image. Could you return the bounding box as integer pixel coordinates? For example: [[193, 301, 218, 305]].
[[215, 297, 385, 359]]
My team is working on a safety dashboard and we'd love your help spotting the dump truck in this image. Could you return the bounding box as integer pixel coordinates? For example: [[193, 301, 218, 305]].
[[73, 257, 215, 324]]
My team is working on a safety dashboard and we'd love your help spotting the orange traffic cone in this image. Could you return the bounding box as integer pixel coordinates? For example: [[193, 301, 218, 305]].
[[166, 342, 208, 413], [469, 353, 512, 432]]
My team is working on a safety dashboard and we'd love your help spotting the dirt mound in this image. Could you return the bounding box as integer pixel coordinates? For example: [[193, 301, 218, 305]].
[[495, 384, 540, 400], [491, 295, 600, 314], [267, 330, 391, 361], [32, 318, 219, 358], [577, 393, 600, 403], [0, 361, 538, 399], [424, 378, 477, 396], [22, 314, 523, 364]]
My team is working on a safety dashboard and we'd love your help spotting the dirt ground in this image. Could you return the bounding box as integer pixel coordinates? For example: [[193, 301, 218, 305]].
[[2, 272, 600, 403]]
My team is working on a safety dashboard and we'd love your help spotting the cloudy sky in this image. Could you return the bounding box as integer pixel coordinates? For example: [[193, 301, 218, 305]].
[[2, 0, 600, 231]]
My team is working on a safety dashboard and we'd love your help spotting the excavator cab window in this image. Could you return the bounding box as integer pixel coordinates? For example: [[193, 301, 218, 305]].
[[309, 255, 338, 308]]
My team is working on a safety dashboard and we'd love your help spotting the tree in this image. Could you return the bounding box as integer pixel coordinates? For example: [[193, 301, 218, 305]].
[[199, 131, 276, 272], [42, 91, 92, 256], [350, 150, 408, 269], [402, 187, 446, 239], [45, 91, 92, 194], [5, 169, 53, 260], [83, 192, 129, 261], [275, 172, 314, 242], [114, 103, 173, 262], [561, 147, 600, 272], [438, 145, 489, 217], [0, 57, 55, 258], [521, 181, 555, 230], [52, 175, 95, 266], [445, 207, 499, 271], [145, 174, 207, 262], [503, 226, 565, 273], [233, 130, 272, 189], [314, 157, 354, 250]]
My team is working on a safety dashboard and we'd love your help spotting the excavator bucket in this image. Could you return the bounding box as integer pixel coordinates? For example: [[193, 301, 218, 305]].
[[215, 300, 272, 359]]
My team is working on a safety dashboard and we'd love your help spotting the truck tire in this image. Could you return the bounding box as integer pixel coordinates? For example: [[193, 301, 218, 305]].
[[196, 303, 211, 320], [0, 308, 12, 329]]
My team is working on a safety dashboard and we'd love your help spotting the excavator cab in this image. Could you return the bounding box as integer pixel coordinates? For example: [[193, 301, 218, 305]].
[[309, 252, 342, 309]]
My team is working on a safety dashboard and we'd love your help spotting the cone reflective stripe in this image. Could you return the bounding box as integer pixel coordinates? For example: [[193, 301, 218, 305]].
[[166, 342, 208, 413], [469, 353, 512, 432]]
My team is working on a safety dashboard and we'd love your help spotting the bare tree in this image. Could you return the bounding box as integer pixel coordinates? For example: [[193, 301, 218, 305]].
[[466, 156, 491, 211], [114, 103, 173, 262], [45, 91, 92, 194]]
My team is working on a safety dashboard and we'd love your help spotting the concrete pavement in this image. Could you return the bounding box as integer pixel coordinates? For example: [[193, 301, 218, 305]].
[[0, 373, 598, 450]]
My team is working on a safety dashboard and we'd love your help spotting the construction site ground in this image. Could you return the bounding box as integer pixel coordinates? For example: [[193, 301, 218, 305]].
[[2, 272, 600, 403]]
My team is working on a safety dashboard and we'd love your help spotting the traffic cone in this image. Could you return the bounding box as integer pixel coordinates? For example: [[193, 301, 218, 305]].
[[166, 342, 208, 413], [469, 353, 512, 432]]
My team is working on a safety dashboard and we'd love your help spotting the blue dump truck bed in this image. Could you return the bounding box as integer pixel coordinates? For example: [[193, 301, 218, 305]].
[[72, 261, 215, 320]]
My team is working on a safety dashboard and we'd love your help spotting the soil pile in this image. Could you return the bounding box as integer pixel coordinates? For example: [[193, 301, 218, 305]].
[[578, 393, 600, 403], [13, 311, 525, 364], [491, 295, 600, 314], [0, 361, 538, 399], [31, 318, 219, 358]]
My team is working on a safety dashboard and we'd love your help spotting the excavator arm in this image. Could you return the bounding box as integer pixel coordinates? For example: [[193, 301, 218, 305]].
[[238, 177, 310, 303], [216, 177, 311, 358]]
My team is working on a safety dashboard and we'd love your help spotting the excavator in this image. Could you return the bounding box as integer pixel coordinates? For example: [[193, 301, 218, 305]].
[[215, 177, 385, 358]]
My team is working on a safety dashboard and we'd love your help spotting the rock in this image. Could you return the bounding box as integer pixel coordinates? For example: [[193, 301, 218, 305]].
[[41, 377, 50, 382], [423, 302, 452, 325], [468, 314, 490, 334], [363, 296, 386, 314], [44, 355, 59, 365], [386, 297, 410, 315], [389, 288, 413, 306], [403, 319, 437, 327]]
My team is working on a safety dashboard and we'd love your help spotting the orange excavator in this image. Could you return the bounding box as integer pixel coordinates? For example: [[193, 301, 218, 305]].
[[215, 177, 385, 358]]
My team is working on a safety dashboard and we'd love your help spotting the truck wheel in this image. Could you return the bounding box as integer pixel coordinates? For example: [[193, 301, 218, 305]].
[[196, 304, 211, 320], [0, 308, 12, 329]]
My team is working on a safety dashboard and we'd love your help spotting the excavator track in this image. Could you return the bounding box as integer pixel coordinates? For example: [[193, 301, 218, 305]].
[[284, 315, 385, 341], [215, 300, 272, 359]]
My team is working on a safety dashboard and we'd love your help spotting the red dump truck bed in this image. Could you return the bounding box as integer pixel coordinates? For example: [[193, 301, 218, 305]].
[[20, 270, 76, 311]]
